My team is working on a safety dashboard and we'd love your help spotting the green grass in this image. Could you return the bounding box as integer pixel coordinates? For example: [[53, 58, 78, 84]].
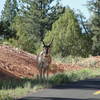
[[49, 68, 100, 86], [0, 79, 45, 100], [0, 68, 100, 100], [53, 55, 84, 64], [0, 87, 30, 100], [49, 68, 92, 85], [90, 68, 100, 77]]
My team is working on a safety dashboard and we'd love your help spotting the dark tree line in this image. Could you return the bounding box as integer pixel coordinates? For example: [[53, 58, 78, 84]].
[[0, 0, 100, 57]]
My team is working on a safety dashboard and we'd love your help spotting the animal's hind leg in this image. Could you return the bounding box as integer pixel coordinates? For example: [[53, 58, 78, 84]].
[[46, 68, 49, 86], [43, 68, 46, 83], [39, 68, 42, 83]]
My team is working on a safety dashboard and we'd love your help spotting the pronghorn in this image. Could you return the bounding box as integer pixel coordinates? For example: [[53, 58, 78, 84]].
[[37, 39, 53, 83]]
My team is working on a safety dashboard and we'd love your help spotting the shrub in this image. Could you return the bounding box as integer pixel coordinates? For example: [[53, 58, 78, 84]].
[[49, 69, 92, 86]]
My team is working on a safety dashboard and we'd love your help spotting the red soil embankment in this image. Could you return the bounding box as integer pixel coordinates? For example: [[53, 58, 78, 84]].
[[0, 45, 38, 79], [0, 45, 88, 79]]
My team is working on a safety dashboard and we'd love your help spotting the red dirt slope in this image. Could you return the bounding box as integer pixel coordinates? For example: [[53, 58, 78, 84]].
[[0, 45, 83, 79], [0, 45, 38, 79]]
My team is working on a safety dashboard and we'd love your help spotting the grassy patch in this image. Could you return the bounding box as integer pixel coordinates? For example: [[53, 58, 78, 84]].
[[49, 68, 93, 86], [89, 68, 100, 77], [49, 68, 100, 86], [0, 68, 100, 99], [0, 79, 45, 100], [53, 55, 84, 64]]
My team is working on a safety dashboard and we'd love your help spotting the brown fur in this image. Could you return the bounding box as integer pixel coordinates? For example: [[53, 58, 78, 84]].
[[37, 46, 52, 82]]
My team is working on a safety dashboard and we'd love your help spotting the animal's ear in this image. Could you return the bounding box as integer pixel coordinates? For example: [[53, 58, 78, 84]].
[[41, 39, 46, 47]]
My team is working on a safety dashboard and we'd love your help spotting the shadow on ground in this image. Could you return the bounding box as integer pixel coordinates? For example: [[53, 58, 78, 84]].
[[53, 78, 100, 90], [17, 77, 100, 100], [18, 97, 99, 100]]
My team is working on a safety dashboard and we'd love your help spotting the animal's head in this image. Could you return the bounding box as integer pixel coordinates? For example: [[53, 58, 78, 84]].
[[41, 39, 53, 55]]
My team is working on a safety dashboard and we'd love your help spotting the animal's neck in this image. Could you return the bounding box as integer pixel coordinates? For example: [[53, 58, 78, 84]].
[[41, 51, 50, 56]]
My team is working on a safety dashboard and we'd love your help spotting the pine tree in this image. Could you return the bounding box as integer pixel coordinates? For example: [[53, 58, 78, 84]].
[[0, 0, 18, 40], [12, 0, 64, 53], [0, 20, 16, 40], [76, 11, 93, 56], [1, 0, 18, 23], [87, 0, 100, 55], [45, 8, 86, 57], [19, 0, 65, 39]]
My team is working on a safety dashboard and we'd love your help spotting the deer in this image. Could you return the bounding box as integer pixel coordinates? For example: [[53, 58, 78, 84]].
[[36, 39, 53, 83]]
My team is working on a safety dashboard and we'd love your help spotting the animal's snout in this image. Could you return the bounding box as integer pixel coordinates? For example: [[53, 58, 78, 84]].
[[46, 49, 49, 54]]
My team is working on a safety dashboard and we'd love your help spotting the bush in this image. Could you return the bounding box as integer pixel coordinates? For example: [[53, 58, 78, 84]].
[[53, 55, 84, 64], [49, 69, 92, 86], [44, 8, 89, 57], [0, 94, 13, 100]]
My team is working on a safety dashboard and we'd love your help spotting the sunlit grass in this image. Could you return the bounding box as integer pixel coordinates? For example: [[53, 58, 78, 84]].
[[0, 68, 100, 99]]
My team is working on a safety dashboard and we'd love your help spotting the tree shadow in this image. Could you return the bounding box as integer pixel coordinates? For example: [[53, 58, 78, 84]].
[[17, 78, 100, 100], [18, 97, 100, 100], [52, 78, 100, 90]]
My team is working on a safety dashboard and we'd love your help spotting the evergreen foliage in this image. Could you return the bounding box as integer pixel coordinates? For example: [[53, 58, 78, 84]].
[[0, 0, 18, 40], [0, 20, 16, 40], [45, 8, 88, 57], [76, 12, 93, 56], [11, 0, 64, 53], [1, 0, 18, 22], [87, 0, 100, 55], [0, 0, 99, 57]]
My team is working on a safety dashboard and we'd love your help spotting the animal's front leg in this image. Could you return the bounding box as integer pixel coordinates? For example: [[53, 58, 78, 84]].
[[43, 68, 46, 83], [46, 67, 49, 87], [39, 68, 42, 83]]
